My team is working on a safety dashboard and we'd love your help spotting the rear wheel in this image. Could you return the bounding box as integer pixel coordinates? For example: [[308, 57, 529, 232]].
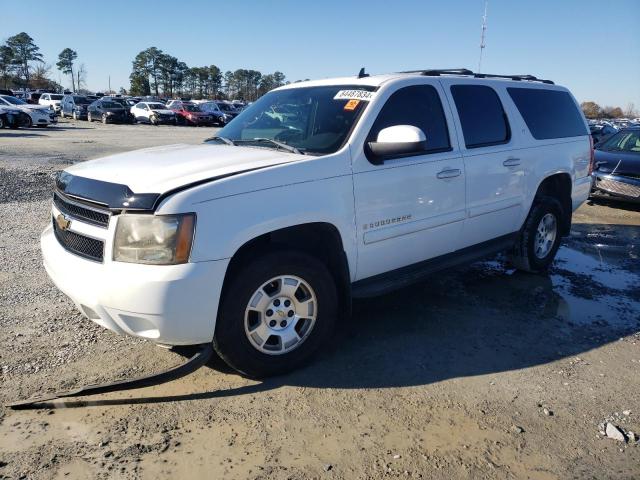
[[510, 196, 563, 273], [59, 109, 65, 119], [87, 112, 93, 122], [214, 250, 338, 378], [72, 110, 78, 120], [102, 113, 108, 124]]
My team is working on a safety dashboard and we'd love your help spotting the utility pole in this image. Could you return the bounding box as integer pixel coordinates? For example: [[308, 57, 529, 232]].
[[108, 75, 111, 93], [478, 0, 488, 73]]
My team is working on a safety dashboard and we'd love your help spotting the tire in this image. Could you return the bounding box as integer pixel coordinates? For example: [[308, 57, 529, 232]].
[[72, 110, 78, 121], [60, 109, 65, 119], [0, 117, 4, 128], [150, 115, 158, 126], [102, 113, 108, 124], [510, 196, 563, 273], [214, 250, 338, 378], [87, 112, 93, 122]]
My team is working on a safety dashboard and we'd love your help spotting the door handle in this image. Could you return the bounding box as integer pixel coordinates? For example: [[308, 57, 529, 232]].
[[436, 168, 462, 179], [503, 158, 521, 167]]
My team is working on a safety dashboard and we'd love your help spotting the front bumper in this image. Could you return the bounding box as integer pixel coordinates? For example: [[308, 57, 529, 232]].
[[591, 172, 640, 202], [41, 224, 229, 345]]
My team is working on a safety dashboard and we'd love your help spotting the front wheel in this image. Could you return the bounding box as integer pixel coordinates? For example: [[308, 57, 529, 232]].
[[102, 113, 108, 124], [87, 112, 93, 122], [72, 110, 78, 120], [214, 250, 338, 378], [510, 196, 563, 273], [60, 110, 65, 119]]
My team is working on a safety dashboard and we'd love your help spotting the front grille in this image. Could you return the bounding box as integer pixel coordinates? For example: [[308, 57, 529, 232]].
[[54, 192, 110, 228], [53, 217, 104, 262], [596, 178, 640, 198]]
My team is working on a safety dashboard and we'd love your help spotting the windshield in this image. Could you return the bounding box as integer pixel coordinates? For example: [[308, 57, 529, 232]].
[[0, 95, 26, 105], [148, 103, 166, 110], [183, 104, 201, 112], [214, 85, 374, 155], [73, 96, 91, 104], [51, 94, 63, 100], [599, 130, 640, 153]]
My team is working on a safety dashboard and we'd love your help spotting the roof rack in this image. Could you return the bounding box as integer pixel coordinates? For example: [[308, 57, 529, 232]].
[[399, 68, 554, 85]]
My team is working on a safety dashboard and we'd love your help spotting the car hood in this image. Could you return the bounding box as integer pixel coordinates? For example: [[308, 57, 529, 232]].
[[594, 149, 640, 176], [151, 109, 173, 115], [102, 108, 126, 113], [65, 143, 303, 197], [16, 104, 49, 113]]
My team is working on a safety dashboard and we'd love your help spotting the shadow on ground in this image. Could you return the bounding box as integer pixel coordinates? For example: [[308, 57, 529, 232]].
[[29, 224, 640, 408]]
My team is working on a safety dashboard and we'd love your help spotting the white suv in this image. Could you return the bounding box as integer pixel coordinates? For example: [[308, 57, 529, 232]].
[[42, 69, 592, 377], [38, 93, 64, 113]]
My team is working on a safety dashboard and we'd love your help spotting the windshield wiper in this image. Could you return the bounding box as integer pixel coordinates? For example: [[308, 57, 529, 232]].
[[236, 138, 304, 155], [205, 136, 236, 146]]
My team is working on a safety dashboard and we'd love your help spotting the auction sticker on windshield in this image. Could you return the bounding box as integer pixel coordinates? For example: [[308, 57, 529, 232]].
[[333, 90, 376, 101]]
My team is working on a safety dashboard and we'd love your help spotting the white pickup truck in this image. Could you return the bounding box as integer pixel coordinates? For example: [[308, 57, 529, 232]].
[[43, 69, 593, 377]]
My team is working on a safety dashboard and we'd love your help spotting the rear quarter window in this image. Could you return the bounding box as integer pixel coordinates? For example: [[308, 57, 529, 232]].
[[507, 88, 588, 140]]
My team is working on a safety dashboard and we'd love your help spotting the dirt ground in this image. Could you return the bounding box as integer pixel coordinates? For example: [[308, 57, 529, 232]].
[[1, 120, 639, 479]]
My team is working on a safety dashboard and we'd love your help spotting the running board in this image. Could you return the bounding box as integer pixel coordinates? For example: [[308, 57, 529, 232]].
[[6, 343, 214, 410]]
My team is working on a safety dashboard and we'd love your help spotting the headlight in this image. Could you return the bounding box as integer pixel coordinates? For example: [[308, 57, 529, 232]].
[[113, 213, 196, 265]]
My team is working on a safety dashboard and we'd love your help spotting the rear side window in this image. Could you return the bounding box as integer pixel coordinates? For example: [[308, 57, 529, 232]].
[[507, 88, 587, 140], [451, 85, 510, 148], [369, 85, 450, 155]]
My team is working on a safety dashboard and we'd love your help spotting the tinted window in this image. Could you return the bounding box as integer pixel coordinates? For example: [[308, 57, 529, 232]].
[[369, 85, 450, 156], [451, 85, 510, 148], [508, 88, 587, 140]]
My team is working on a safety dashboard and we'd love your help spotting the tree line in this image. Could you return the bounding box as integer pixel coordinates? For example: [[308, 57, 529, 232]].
[[0, 32, 88, 93], [581, 101, 637, 119], [129, 46, 290, 101]]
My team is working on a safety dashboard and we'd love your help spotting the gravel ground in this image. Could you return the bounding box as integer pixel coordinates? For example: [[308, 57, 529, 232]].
[[1, 120, 639, 479]]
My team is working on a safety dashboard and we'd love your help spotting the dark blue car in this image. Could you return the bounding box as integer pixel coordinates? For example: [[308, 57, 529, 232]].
[[591, 126, 640, 202]]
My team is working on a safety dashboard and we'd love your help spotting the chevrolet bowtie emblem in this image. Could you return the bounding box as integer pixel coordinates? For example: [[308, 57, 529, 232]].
[[56, 213, 71, 231]]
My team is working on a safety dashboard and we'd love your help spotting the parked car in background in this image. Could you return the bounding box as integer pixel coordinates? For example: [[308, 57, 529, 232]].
[[0, 106, 31, 129], [87, 99, 132, 124], [197, 101, 227, 125], [591, 126, 640, 202], [60, 95, 93, 120], [0, 89, 13, 96], [590, 124, 618, 145], [131, 102, 177, 125], [0, 94, 57, 127], [23, 92, 42, 104], [38, 93, 64, 113], [169, 102, 214, 126], [215, 101, 241, 120]]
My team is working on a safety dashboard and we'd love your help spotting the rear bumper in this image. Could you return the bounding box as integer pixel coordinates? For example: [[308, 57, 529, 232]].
[[41, 225, 229, 345], [591, 172, 640, 202]]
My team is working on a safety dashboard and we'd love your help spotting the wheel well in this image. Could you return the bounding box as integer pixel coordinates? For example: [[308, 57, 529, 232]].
[[535, 173, 572, 235], [222, 223, 352, 318]]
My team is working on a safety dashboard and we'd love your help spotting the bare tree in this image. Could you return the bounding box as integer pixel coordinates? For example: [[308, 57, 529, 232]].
[[76, 63, 87, 91]]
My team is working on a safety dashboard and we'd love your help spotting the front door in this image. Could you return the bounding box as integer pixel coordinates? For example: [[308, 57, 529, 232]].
[[352, 83, 466, 281]]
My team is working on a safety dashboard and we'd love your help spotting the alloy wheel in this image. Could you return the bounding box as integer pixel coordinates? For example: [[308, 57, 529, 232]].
[[244, 275, 317, 355]]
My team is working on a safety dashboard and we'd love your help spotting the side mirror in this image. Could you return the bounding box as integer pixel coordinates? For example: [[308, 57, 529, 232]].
[[367, 125, 427, 164]]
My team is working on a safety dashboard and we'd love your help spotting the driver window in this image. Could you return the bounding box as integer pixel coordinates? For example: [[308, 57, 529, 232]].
[[368, 85, 451, 157]]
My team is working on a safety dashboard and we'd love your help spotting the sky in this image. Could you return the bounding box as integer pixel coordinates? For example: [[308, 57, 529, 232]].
[[2, 0, 639, 108]]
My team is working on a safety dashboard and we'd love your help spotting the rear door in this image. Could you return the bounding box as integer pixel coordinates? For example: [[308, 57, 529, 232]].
[[442, 80, 525, 248], [351, 81, 466, 280]]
